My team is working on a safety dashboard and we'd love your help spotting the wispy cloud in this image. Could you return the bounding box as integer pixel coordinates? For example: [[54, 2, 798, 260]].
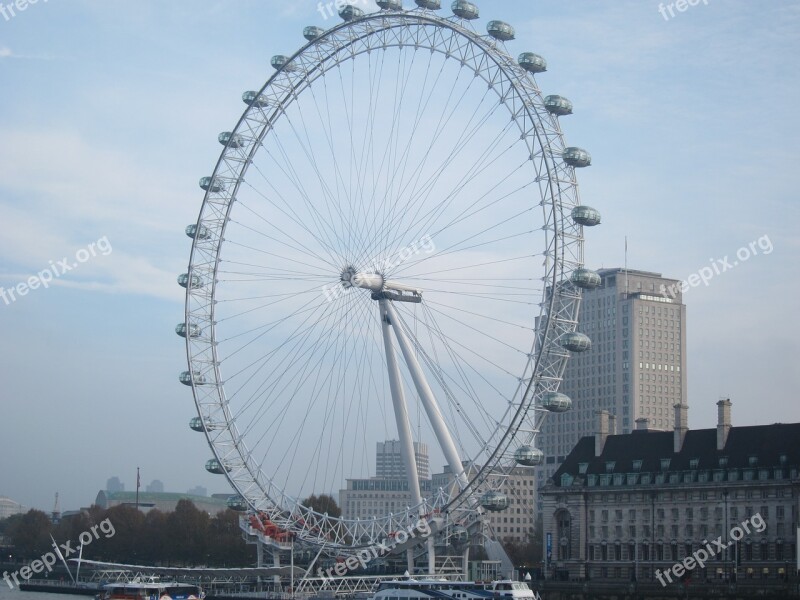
[[0, 45, 61, 60]]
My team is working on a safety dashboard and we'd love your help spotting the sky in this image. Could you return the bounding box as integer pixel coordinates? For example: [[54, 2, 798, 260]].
[[0, 0, 798, 513]]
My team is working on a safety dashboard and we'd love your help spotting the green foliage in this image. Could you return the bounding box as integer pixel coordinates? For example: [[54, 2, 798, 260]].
[[302, 494, 341, 517], [7, 510, 52, 559], [5, 503, 254, 567]]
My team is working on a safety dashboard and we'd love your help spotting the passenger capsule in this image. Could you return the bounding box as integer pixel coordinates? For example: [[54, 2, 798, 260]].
[[303, 26, 325, 41], [480, 491, 509, 512], [177, 273, 203, 290], [271, 55, 296, 71], [199, 176, 226, 193], [185, 223, 211, 240], [178, 273, 203, 290], [242, 90, 269, 108], [227, 495, 248, 511], [175, 322, 202, 338], [339, 5, 365, 20], [571, 205, 601, 227], [562, 147, 592, 168], [541, 392, 572, 413], [571, 268, 601, 289], [218, 131, 245, 148], [544, 95, 573, 116], [205, 458, 231, 474], [451, 0, 479, 19], [415, 0, 441, 9], [518, 52, 547, 74], [561, 332, 592, 353], [377, 0, 403, 9], [515, 445, 544, 466], [179, 370, 206, 386], [450, 526, 470, 546], [487, 20, 514, 41], [189, 416, 206, 432]]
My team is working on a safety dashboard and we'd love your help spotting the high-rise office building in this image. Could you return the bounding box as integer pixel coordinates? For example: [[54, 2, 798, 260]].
[[106, 476, 125, 492], [376, 440, 430, 480], [340, 439, 431, 520], [537, 268, 687, 501]]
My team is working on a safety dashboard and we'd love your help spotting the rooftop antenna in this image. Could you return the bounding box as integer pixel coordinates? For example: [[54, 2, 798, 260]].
[[52, 492, 61, 524]]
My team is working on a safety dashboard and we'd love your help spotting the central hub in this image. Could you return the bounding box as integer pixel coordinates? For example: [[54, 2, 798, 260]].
[[340, 266, 423, 303], [341, 266, 385, 292]]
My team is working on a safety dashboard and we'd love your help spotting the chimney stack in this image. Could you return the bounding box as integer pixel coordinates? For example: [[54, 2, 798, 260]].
[[635, 417, 649, 431], [608, 414, 617, 436], [595, 410, 610, 457], [717, 398, 732, 451], [673, 403, 689, 453]]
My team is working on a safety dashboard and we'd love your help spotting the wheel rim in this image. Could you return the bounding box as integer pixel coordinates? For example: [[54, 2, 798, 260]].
[[183, 9, 588, 551]]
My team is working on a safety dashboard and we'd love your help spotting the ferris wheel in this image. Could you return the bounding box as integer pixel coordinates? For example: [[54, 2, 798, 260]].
[[178, 0, 600, 564]]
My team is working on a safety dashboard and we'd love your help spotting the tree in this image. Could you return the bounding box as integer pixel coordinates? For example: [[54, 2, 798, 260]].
[[139, 509, 169, 564], [165, 499, 210, 565], [95, 505, 146, 562], [303, 494, 341, 517], [7, 510, 52, 559], [207, 510, 253, 567], [502, 525, 542, 569]]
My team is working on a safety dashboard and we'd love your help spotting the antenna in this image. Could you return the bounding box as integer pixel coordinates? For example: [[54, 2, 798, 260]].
[[52, 492, 61, 524]]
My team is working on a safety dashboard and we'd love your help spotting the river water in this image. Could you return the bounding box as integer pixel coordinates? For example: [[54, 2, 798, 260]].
[[0, 587, 68, 600]]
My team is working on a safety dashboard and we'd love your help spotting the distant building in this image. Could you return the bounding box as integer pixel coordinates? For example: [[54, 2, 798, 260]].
[[434, 463, 536, 544], [537, 268, 688, 508], [95, 491, 228, 515], [0, 497, 25, 519], [187, 486, 208, 497], [106, 476, 125, 493], [376, 440, 430, 480], [340, 439, 534, 543], [541, 400, 799, 583], [340, 440, 433, 520], [340, 477, 434, 520], [146, 480, 164, 493]]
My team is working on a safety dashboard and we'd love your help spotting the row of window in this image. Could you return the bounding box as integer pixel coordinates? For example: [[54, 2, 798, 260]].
[[638, 305, 679, 317], [587, 521, 792, 541], [584, 540, 790, 562], [582, 467, 793, 487], [586, 488, 790, 503]]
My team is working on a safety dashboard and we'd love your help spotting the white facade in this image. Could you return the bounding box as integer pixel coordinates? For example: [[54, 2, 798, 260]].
[[0, 497, 25, 519]]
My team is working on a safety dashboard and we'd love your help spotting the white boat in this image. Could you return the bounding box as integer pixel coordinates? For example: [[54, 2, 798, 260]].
[[371, 579, 540, 600], [97, 578, 205, 600]]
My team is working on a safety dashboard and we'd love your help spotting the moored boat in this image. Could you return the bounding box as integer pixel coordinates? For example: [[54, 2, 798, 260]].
[[97, 578, 204, 600], [371, 579, 540, 600]]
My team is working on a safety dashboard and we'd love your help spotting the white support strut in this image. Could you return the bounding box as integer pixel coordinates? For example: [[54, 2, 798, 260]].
[[378, 298, 424, 573], [383, 300, 470, 491]]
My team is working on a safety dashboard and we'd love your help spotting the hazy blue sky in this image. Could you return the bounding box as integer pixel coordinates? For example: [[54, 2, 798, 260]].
[[0, 0, 798, 512]]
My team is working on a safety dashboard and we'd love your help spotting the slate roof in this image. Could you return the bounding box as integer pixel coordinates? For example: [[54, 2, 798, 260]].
[[552, 423, 800, 485]]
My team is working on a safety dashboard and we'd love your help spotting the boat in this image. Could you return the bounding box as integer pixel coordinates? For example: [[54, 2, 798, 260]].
[[97, 578, 205, 600], [371, 579, 540, 600]]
